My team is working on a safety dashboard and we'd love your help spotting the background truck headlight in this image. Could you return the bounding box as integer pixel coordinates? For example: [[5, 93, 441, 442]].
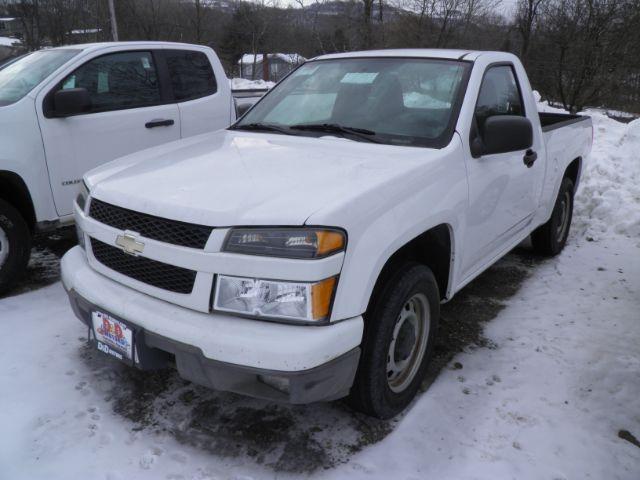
[[213, 275, 337, 323], [75, 180, 90, 249], [75, 180, 90, 212]]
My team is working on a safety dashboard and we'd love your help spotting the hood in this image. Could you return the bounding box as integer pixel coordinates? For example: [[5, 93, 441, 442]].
[[87, 129, 448, 227]]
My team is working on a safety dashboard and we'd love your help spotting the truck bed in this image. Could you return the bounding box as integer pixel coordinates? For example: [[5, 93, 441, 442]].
[[232, 88, 268, 117], [539, 112, 590, 132]]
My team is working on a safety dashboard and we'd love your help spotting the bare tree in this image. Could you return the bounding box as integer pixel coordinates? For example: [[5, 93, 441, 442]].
[[361, 0, 374, 48], [7, 0, 42, 50], [515, 0, 546, 62], [536, 0, 639, 112]]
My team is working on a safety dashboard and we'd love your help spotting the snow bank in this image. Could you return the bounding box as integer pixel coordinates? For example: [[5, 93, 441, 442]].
[[229, 77, 275, 90], [536, 92, 640, 240], [573, 113, 640, 239], [0, 36, 20, 47], [237, 53, 305, 65]]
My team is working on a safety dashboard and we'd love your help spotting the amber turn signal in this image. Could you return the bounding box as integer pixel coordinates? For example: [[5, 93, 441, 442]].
[[311, 276, 337, 320]]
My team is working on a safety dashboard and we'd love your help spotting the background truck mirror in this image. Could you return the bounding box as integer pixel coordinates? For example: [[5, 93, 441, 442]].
[[53, 88, 91, 117]]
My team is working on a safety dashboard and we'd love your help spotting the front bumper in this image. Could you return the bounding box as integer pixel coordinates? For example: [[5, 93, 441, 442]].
[[61, 246, 363, 403]]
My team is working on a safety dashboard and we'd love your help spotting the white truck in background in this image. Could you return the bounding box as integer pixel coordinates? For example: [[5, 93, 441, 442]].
[[62, 49, 592, 418], [0, 41, 263, 293]]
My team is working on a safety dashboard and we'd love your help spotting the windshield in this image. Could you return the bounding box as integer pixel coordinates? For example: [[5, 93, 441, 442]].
[[0, 49, 80, 106], [235, 57, 470, 148]]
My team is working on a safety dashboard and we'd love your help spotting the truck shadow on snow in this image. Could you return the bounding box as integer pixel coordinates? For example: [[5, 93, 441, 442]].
[[1, 228, 77, 298], [77, 243, 546, 473]]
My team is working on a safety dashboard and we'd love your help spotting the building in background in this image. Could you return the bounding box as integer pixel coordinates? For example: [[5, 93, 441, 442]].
[[68, 28, 102, 43], [0, 17, 23, 64], [238, 53, 305, 82], [0, 16, 23, 39]]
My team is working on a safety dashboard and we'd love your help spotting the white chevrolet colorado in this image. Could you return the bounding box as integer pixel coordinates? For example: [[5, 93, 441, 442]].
[[0, 41, 261, 293], [61, 49, 592, 418]]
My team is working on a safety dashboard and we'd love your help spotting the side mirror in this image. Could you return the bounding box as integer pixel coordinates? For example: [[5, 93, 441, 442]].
[[53, 88, 91, 117], [472, 115, 533, 157]]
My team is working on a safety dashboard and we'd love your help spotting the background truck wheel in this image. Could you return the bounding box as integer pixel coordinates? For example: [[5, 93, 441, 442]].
[[348, 263, 439, 419], [531, 177, 575, 256], [0, 199, 32, 295]]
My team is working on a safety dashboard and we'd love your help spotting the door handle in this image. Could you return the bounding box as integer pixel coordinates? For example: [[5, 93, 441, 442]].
[[145, 119, 174, 129], [523, 149, 538, 168]]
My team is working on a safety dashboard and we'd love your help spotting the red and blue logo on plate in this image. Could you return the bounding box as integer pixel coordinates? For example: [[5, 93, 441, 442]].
[[95, 314, 131, 352]]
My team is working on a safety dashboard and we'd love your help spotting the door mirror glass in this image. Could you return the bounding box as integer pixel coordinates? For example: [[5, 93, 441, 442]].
[[54, 87, 91, 116], [476, 115, 533, 156]]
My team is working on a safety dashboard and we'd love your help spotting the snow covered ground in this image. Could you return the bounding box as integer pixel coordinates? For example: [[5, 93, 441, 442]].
[[1, 105, 639, 480]]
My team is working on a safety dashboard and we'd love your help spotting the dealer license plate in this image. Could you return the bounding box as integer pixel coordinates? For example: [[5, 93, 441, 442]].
[[91, 310, 134, 362]]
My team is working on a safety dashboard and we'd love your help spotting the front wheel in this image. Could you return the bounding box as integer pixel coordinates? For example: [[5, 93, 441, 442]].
[[348, 263, 439, 419], [531, 177, 574, 256], [0, 199, 32, 295]]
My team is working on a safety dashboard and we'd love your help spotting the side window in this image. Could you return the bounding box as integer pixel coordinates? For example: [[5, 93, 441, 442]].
[[61, 51, 160, 112], [164, 50, 217, 102], [474, 65, 524, 131]]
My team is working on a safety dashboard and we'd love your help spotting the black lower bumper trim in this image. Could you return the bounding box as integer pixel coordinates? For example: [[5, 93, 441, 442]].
[[66, 288, 360, 404]]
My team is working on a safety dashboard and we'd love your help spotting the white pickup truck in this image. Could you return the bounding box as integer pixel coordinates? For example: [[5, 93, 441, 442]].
[[0, 41, 261, 293], [61, 49, 592, 418]]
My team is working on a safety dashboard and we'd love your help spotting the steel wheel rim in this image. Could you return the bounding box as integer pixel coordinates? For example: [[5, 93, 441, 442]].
[[387, 293, 430, 393], [0, 227, 8, 269], [555, 191, 571, 243]]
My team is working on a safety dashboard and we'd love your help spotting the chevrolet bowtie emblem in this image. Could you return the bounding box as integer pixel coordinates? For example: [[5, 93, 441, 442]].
[[115, 233, 145, 255]]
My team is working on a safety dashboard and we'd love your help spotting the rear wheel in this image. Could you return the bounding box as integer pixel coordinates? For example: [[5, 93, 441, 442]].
[[348, 263, 439, 419], [0, 199, 32, 295], [531, 177, 574, 256]]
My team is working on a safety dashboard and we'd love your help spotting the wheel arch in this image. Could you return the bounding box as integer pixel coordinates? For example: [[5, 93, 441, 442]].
[[0, 171, 36, 231], [564, 157, 582, 192], [365, 223, 453, 315]]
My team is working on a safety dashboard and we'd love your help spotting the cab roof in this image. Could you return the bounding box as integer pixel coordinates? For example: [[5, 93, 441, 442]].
[[49, 41, 208, 52], [313, 49, 489, 62]]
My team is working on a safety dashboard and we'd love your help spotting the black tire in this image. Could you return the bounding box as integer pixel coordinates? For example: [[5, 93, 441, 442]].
[[0, 199, 32, 295], [348, 263, 439, 419], [531, 177, 574, 256]]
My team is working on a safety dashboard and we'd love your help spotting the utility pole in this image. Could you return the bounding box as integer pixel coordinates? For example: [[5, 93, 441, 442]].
[[262, 53, 270, 82], [108, 0, 119, 41]]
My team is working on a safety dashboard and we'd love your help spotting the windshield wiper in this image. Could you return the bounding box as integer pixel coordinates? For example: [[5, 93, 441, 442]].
[[290, 123, 381, 143], [231, 123, 294, 135]]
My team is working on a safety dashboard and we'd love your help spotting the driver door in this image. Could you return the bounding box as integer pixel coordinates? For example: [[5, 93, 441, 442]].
[[460, 64, 539, 278], [38, 50, 180, 217]]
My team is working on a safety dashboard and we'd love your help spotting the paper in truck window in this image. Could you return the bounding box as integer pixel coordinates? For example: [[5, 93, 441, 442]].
[[293, 65, 319, 77], [62, 76, 76, 89], [97, 71, 109, 93], [340, 72, 379, 84], [141, 56, 151, 69]]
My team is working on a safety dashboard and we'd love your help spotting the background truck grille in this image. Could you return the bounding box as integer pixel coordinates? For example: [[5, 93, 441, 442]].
[[90, 238, 197, 294], [89, 199, 213, 249]]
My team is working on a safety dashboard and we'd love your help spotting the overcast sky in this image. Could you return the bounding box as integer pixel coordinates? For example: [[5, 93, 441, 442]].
[[500, 0, 518, 16]]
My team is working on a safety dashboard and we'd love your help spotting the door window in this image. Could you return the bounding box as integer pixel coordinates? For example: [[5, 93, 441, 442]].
[[164, 50, 217, 102], [474, 65, 524, 132], [60, 51, 161, 113]]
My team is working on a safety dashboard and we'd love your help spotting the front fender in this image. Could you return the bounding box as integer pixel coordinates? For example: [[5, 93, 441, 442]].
[[310, 138, 469, 322]]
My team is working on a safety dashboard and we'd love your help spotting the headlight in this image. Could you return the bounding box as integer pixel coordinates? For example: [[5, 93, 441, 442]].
[[223, 228, 345, 259], [213, 274, 337, 323]]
